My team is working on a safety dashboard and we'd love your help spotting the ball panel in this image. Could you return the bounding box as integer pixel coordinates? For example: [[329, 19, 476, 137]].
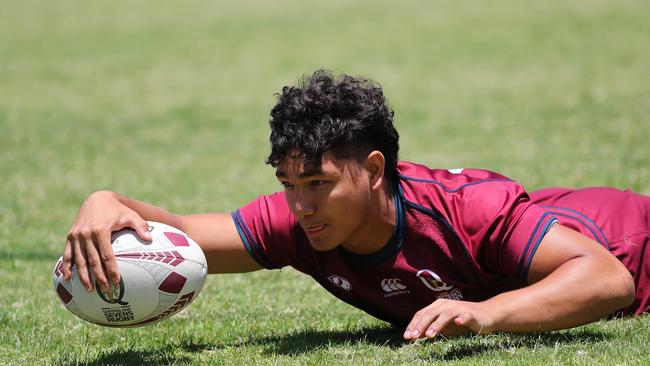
[[164, 232, 190, 247], [70, 261, 160, 326], [111, 229, 151, 251], [54, 258, 63, 277], [66, 301, 95, 324], [131, 291, 195, 326], [56, 283, 73, 304], [153, 225, 207, 269], [117, 258, 171, 286], [158, 272, 187, 294], [115, 250, 187, 267]]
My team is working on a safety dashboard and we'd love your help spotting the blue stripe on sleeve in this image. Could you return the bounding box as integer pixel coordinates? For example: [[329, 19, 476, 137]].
[[231, 210, 274, 269], [515, 212, 552, 277], [522, 218, 558, 280], [539, 205, 608, 247]]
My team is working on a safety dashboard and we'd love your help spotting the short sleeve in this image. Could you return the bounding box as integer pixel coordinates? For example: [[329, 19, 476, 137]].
[[231, 192, 298, 269], [452, 178, 557, 279]]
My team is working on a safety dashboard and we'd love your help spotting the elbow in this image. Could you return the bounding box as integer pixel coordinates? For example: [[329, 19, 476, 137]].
[[174, 214, 187, 232], [619, 270, 636, 308], [609, 269, 635, 311]]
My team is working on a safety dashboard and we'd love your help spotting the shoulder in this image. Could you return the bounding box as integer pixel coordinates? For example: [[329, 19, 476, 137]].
[[235, 191, 296, 230], [396, 161, 517, 201], [396, 161, 533, 232], [239, 190, 287, 208], [233, 191, 304, 270]]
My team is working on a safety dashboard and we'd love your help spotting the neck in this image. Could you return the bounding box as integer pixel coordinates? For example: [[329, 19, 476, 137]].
[[341, 181, 397, 255]]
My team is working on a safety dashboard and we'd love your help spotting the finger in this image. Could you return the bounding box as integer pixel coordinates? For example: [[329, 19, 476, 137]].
[[83, 236, 109, 293], [454, 313, 472, 326], [73, 238, 93, 292], [81, 244, 96, 292], [425, 310, 457, 338], [405, 309, 439, 340], [404, 299, 449, 339], [95, 230, 120, 286], [455, 313, 483, 334], [130, 218, 152, 241], [404, 312, 423, 340], [62, 237, 74, 282]]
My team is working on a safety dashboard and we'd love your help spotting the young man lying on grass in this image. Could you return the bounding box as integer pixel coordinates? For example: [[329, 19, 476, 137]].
[[61, 70, 648, 340]]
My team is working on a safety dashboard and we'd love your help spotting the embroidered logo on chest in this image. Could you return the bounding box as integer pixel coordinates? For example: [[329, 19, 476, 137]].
[[381, 278, 409, 298], [416, 269, 463, 300], [328, 275, 351, 293]]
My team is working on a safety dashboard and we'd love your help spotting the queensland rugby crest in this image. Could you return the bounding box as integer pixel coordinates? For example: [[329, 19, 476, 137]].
[[96, 278, 128, 306], [416, 269, 463, 300]]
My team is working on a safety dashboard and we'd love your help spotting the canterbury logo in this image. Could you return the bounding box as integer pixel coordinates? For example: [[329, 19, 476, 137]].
[[381, 278, 407, 293], [328, 275, 351, 292]]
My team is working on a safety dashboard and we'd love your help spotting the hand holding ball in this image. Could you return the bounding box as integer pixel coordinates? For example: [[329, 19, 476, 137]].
[[53, 222, 207, 327]]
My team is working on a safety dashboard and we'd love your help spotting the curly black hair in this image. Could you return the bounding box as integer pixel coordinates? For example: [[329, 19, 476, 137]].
[[266, 70, 399, 178]]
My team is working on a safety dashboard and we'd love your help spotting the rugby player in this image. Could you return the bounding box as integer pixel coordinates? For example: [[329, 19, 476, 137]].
[[62, 70, 647, 339]]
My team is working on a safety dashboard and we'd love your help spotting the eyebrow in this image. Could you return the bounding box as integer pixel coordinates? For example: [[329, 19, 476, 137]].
[[275, 167, 324, 179]]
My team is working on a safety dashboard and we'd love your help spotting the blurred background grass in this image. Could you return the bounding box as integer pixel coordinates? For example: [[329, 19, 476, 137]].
[[1, 0, 649, 364]]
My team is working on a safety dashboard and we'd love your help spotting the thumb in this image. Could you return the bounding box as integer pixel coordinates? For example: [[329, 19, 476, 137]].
[[454, 314, 483, 334], [132, 219, 153, 241]]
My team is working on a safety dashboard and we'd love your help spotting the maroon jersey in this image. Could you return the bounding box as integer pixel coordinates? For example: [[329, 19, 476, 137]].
[[530, 187, 650, 315], [232, 161, 648, 325]]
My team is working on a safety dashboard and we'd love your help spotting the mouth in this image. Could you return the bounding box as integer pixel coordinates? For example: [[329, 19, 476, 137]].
[[302, 224, 326, 235]]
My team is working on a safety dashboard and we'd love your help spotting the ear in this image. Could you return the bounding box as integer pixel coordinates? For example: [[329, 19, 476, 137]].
[[364, 151, 386, 190]]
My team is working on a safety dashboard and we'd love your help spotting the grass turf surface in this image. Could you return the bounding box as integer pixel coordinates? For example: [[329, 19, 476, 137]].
[[1, 0, 649, 364]]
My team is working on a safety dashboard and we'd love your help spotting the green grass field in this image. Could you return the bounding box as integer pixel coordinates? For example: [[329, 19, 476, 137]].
[[1, 0, 649, 364]]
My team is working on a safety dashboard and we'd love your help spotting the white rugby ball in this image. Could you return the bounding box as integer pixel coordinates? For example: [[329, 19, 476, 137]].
[[53, 221, 207, 327]]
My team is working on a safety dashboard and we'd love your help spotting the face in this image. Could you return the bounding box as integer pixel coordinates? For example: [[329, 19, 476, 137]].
[[275, 152, 377, 252]]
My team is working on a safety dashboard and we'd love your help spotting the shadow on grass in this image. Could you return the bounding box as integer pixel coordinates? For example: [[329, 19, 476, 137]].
[[58, 326, 613, 364], [242, 325, 407, 354], [180, 325, 612, 360], [419, 329, 613, 361], [57, 346, 192, 366], [243, 326, 612, 359], [160, 326, 405, 358]]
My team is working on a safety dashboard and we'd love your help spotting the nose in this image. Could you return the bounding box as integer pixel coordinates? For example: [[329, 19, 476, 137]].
[[290, 188, 316, 218]]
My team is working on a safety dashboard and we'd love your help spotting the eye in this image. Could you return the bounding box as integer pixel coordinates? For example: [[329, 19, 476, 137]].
[[280, 181, 294, 189], [310, 180, 328, 187]]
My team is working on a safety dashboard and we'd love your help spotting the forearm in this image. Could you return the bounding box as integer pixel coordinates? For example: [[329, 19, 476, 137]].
[[68, 191, 260, 281], [404, 226, 635, 340], [485, 256, 634, 333], [105, 190, 183, 230], [177, 213, 262, 274]]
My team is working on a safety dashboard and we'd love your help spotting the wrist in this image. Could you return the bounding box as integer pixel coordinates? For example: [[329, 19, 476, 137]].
[[480, 298, 509, 333], [90, 189, 119, 201]]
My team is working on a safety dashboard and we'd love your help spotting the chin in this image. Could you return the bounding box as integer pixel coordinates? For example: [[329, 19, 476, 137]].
[[307, 238, 339, 252]]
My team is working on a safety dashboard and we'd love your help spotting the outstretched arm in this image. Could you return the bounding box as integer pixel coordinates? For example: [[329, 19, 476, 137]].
[[404, 224, 635, 339], [62, 190, 261, 294]]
